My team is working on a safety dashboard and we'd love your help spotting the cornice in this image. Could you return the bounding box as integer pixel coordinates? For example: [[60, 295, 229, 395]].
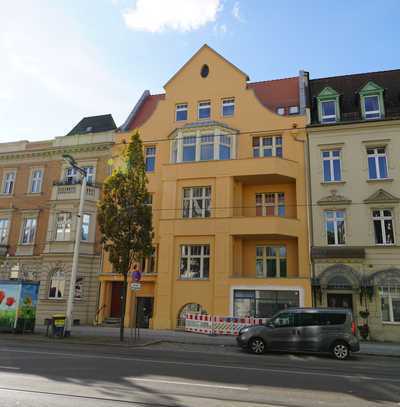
[[0, 142, 114, 163]]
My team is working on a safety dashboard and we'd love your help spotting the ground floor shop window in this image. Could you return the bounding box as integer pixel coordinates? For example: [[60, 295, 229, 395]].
[[380, 286, 400, 323], [233, 289, 299, 318]]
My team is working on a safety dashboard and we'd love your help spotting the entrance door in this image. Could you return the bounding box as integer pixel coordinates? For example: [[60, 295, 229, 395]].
[[327, 293, 353, 310], [136, 297, 154, 328], [110, 282, 124, 318]]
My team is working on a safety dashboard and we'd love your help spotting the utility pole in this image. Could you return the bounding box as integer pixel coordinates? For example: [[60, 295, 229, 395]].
[[62, 154, 87, 336]]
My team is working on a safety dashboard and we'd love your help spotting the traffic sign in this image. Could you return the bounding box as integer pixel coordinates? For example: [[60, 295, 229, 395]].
[[132, 271, 142, 282], [131, 282, 141, 291]]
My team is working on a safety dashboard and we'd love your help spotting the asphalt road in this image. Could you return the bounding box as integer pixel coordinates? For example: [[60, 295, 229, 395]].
[[0, 339, 399, 406]]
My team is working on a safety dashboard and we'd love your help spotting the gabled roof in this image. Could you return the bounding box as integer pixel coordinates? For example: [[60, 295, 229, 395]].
[[309, 69, 400, 124], [164, 44, 249, 88], [67, 114, 116, 135]]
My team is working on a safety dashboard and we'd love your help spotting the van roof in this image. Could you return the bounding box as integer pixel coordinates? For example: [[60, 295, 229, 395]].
[[284, 307, 351, 314]]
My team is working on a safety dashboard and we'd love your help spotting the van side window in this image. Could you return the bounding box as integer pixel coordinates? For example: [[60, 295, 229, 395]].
[[271, 312, 293, 327], [295, 313, 320, 327], [320, 313, 346, 325]]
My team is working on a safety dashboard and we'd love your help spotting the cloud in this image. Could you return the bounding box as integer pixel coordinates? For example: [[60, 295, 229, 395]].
[[232, 1, 243, 22], [0, 2, 134, 141], [122, 0, 222, 32], [213, 23, 228, 36]]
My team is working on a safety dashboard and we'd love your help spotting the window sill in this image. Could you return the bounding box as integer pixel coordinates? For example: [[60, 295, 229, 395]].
[[366, 178, 393, 183], [381, 321, 400, 325], [0, 194, 14, 198], [374, 244, 396, 247], [26, 192, 43, 196], [321, 181, 346, 185], [178, 278, 209, 281]]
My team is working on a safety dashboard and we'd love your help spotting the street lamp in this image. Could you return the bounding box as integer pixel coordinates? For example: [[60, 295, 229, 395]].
[[62, 154, 87, 336]]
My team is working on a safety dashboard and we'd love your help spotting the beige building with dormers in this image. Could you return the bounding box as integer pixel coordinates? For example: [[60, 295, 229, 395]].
[[0, 115, 115, 325], [306, 69, 400, 341]]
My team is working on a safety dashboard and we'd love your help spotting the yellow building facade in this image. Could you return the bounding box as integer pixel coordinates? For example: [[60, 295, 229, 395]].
[[98, 45, 312, 329]]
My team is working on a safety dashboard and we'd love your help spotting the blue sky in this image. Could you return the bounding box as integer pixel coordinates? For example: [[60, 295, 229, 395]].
[[1, 0, 399, 142]]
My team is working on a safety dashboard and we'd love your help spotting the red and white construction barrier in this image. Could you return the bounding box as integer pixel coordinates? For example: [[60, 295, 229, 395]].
[[185, 314, 268, 336]]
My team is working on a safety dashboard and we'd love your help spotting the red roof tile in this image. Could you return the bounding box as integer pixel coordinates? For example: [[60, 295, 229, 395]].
[[128, 94, 165, 130]]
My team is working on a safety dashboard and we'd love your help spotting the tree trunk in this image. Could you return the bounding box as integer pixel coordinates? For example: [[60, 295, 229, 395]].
[[120, 272, 128, 342]]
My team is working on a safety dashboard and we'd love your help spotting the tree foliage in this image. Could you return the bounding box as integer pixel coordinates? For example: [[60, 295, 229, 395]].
[[97, 132, 153, 340]]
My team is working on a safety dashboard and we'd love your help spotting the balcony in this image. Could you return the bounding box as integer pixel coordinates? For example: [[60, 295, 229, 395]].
[[51, 181, 100, 202]]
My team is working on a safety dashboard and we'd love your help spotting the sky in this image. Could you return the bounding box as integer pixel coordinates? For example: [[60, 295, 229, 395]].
[[0, 0, 399, 143]]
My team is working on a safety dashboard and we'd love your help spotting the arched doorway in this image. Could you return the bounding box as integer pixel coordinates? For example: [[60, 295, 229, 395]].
[[176, 303, 207, 329]]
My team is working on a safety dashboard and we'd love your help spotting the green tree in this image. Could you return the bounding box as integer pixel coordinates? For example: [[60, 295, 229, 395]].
[[97, 132, 153, 341]]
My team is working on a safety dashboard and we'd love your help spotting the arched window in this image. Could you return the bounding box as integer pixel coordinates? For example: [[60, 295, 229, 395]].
[[327, 274, 353, 290], [177, 303, 207, 328], [48, 270, 66, 299]]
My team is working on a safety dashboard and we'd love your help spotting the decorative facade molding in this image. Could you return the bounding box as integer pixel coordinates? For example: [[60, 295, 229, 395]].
[[317, 189, 352, 206], [364, 188, 400, 204], [318, 263, 361, 290]]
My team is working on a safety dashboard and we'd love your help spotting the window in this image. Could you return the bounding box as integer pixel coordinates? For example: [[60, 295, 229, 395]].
[[0, 219, 9, 245], [325, 210, 345, 245], [222, 98, 235, 117], [2, 171, 16, 194], [288, 106, 299, 115], [176, 103, 188, 121], [182, 136, 196, 162], [321, 100, 337, 123], [171, 139, 178, 163], [48, 271, 65, 299], [380, 286, 400, 323], [198, 101, 211, 120], [141, 247, 157, 275], [253, 136, 282, 158], [145, 146, 156, 172], [55, 212, 72, 241], [322, 150, 342, 182], [81, 214, 90, 242], [256, 246, 287, 278], [30, 169, 43, 193], [83, 166, 94, 185], [200, 135, 214, 161], [182, 186, 211, 218], [65, 167, 77, 184], [219, 135, 231, 160], [367, 147, 388, 180], [294, 312, 320, 327], [271, 312, 294, 327], [256, 192, 285, 216], [21, 217, 37, 244], [364, 95, 381, 119], [276, 107, 285, 116], [233, 290, 299, 318], [373, 209, 394, 245], [179, 245, 210, 279]]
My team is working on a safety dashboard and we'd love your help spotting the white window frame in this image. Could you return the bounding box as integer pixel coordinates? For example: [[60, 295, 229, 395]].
[[48, 271, 66, 299], [367, 147, 388, 180], [322, 149, 342, 182], [30, 168, 43, 193], [363, 95, 381, 120], [21, 217, 37, 245], [179, 244, 210, 280], [82, 166, 95, 185], [182, 186, 211, 218], [325, 210, 346, 246], [2, 171, 16, 195], [253, 136, 283, 158], [256, 246, 287, 278], [0, 218, 10, 245], [199, 135, 214, 161], [276, 107, 285, 115], [255, 192, 285, 217], [64, 167, 78, 184], [320, 100, 337, 123], [222, 98, 235, 117], [176, 103, 188, 121], [288, 106, 299, 115], [380, 286, 400, 323], [198, 101, 211, 120], [55, 212, 72, 241], [373, 209, 395, 246], [81, 213, 91, 242]]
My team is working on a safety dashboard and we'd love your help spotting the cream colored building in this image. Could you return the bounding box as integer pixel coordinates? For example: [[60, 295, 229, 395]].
[[306, 70, 400, 341]]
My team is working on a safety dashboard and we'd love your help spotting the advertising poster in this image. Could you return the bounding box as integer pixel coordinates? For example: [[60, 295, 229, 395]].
[[0, 283, 20, 330], [18, 284, 39, 326]]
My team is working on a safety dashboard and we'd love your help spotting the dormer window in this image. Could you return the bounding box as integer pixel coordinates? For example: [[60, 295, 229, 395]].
[[359, 81, 385, 120], [317, 87, 340, 124]]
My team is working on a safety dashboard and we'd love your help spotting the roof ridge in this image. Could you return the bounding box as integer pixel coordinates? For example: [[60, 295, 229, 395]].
[[248, 76, 298, 85], [313, 68, 400, 81]]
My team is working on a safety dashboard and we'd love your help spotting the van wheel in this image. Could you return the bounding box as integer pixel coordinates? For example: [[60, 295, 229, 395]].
[[331, 341, 350, 360], [249, 337, 266, 354]]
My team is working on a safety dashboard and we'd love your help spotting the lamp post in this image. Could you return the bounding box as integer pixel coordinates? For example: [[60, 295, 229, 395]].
[[62, 154, 87, 336]]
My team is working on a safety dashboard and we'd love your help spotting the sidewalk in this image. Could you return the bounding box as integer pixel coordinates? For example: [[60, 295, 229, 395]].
[[3, 325, 400, 357]]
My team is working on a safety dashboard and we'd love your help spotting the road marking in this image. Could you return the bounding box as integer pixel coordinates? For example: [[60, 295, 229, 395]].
[[1, 347, 399, 384], [131, 378, 248, 391], [0, 366, 20, 370]]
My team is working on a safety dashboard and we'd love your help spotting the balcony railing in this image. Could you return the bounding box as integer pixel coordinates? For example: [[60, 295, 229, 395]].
[[51, 181, 100, 202]]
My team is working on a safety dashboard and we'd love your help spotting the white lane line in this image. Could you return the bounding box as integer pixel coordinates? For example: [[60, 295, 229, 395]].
[[131, 378, 248, 391], [1, 347, 399, 384], [0, 366, 20, 370]]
